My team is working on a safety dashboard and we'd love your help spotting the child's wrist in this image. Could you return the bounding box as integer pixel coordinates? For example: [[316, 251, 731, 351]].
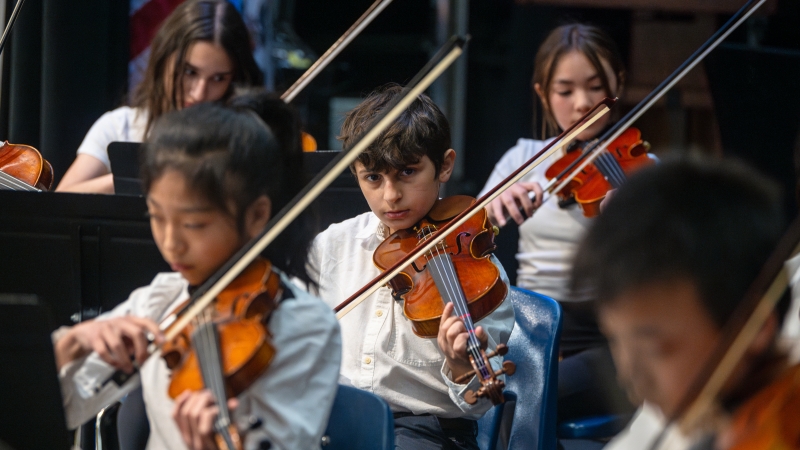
[[53, 327, 87, 370], [446, 358, 474, 383]]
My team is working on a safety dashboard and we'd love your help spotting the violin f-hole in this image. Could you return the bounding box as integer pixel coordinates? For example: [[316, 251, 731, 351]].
[[454, 231, 471, 255]]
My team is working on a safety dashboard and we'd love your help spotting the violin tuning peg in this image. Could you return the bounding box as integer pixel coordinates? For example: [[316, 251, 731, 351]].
[[501, 361, 516, 376], [494, 343, 509, 357]]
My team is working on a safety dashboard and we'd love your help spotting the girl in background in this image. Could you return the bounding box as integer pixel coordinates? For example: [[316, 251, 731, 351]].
[[480, 23, 634, 422], [57, 0, 262, 194]]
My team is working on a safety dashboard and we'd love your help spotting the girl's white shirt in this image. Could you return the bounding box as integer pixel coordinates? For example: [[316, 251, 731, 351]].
[[76, 106, 148, 171], [55, 270, 341, 450]]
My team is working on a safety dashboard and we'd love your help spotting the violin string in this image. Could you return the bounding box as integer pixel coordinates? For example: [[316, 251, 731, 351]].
[[600, 152, 625, 187], [0, 171, 36, 191], [422, 229, 473, 351], [207, 313, 232, 427], [2, 171, 37, 190], [594, 152, 626, 188], [0, 172, 25, 190], [590, 153, 611, 184], [425, 233, 491, 380], [427, 251, 482, 367], [193, 308, 232, 430], [605, 152, 628, 187]]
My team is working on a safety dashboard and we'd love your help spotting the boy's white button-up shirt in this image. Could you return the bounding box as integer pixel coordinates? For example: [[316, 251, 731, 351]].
[[309, 211, 515, 419]]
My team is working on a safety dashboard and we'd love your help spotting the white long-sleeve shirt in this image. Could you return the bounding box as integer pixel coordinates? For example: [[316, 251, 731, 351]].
[[56, 270, 341, 450], [308, 211, 515, 419]]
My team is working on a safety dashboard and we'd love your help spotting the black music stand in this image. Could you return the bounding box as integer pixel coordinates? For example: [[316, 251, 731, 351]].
[[0, 294, 71, 450], [108, 142, 144, 196]]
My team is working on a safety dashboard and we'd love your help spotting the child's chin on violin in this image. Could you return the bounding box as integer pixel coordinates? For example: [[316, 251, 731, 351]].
[[53, 101, 341, 450], [309, 83, 514, 449], [352, 151, 490, 381]]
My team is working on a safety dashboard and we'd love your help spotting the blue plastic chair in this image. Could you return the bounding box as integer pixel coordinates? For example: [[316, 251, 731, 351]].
[[477, 286, 562, 450], [558, 414, 631, 440], [322, 384, 394, 450], [108, 384, 394, 450]]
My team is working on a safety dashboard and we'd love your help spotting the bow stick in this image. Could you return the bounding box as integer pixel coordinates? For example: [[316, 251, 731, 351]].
[[545, 0, 766, 203], [280, 0, 395, 103], [100, 35, 469, 388], [334, 97, 615, 318], [0, 0, 26, 56]]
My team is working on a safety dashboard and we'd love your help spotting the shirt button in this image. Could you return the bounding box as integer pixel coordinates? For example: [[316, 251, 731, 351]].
[[375, 310, 384, 317], [364, 357, 372, 364]]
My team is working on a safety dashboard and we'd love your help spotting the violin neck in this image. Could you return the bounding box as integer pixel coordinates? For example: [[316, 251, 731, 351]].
[[192, 321, 238, 449], [593, 151, 627, 189], [426, 253, 493, 380]]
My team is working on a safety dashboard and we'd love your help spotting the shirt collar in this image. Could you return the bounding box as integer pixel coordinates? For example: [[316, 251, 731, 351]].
[[355, 212, 390, 241]]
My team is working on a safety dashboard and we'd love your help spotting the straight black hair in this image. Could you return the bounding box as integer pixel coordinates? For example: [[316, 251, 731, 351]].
[[571, 156, 787, 327], [140, 103, 312, 285]]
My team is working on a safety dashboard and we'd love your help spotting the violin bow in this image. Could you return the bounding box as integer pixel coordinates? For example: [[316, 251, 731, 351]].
[[101, 35, 469, 388], [334, 97, 616, 318], [280, 0, 395, 103], [650, 214, 800, 450], [545, 0, 766, 201], [0, 0, 26, 56]]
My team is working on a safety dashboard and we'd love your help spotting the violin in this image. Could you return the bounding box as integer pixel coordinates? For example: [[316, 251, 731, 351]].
[[374, 196, 506, 337], [161, 257, 282, 450], [0, 141, 54, 191], [373, 195, 515, 404], [544, 127, 652, 217]]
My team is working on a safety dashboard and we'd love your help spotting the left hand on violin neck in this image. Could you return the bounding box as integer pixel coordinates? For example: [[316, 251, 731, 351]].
[[172, 389, 240, 450], [437, 302, 489, 381]]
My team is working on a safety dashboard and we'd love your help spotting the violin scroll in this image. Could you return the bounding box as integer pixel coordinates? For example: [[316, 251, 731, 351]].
[[455, 344, 516, 405]]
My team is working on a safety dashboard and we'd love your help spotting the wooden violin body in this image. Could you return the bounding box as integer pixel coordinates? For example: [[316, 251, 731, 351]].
[[0, 141, 54, 191], [545, 127, 652, 217], [162, 258, 280, 399], [160, 258, 284, 449], [373, 195, 508, 338], [373, 195, 514, 405]]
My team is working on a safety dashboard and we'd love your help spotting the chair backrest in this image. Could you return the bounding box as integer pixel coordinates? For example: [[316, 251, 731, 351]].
[[477, 287, 562, 450], [322, 384, 394, 450], [116, 386, 149, 450]]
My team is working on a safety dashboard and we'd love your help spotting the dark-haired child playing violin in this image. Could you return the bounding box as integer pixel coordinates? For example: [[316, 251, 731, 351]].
[[572, 157, 800, 449], [308, 84, 515, 449], [480, 23, 638, 423], [53, 102, 341, 450]]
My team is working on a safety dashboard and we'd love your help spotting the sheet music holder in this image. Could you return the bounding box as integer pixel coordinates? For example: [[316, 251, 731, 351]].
[[0, 294, 71, 449], [106, 144, 370, 225], [108, 141, 144, 196]]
